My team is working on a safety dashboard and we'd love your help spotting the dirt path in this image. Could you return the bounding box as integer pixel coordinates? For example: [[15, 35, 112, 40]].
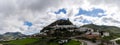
[[83, 40, 97, 45], [0, 44, 3, 45]]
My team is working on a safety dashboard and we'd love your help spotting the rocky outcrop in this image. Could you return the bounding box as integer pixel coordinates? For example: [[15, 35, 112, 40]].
[[41, 19, 73, 32]]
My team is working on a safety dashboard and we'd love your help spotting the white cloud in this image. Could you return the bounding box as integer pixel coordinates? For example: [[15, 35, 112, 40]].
[[0, 0, 120, 35]]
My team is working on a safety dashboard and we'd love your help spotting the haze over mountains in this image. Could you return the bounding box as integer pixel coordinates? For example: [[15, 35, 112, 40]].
[[0, 32, 26, 41]]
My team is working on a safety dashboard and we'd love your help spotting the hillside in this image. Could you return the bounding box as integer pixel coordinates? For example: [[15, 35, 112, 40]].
[[1, 23, 120, 45], [0, 38, 81, 45], [82, 24, 120, 34], [0, 32, 26, 41], [41, 19, 73, 32]]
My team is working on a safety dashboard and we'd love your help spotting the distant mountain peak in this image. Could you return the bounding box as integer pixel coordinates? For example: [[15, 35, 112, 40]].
[[4, 32, 23, 35], [0, 32, 26, 41], [48, 19, 73, 26]]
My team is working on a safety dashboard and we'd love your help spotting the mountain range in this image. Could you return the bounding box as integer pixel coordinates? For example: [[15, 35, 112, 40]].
[[0, 19, 120, 41], [82, 24, 120, 34], [41, 19, 120, 34], [0, 32, 26, 41]]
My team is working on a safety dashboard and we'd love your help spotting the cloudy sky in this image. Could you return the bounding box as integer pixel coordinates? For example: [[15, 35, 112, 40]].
[[0, 0, 120, 35]]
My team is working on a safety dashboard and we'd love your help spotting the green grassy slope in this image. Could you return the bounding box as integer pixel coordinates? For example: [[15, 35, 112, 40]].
[[82, 24, 120, 39], [8, 38, 38, 45], [0, 38, 81, 45], [82, 24, 120, 34], [0, 38, 39, 45], [64, 40, 81, 45]]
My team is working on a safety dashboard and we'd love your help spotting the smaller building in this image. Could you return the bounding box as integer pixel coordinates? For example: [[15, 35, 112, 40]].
[[83, 29, 101, 40], [68, 30, 74, 32], [76, 27, 94, 32], [85, 34, 101, 40], [92, 32, 100, 35], [40, 32, 47, 36], [53, 25, 77, 29], [102, 32, 110, 37], [84, 32, 101, 40], [58, 39, 69, 44]]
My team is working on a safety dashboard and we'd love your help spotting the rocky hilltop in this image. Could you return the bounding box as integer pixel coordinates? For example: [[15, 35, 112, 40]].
[[41, 19, 73, 32]]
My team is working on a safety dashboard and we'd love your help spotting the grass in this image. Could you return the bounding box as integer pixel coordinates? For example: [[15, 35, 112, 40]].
[[49, 42, 59, 45], [1, 38, 39, 45], [116, 40, 120, 44], [0, 38, 81, 45], [0, 38, 59, 45], [64, 40, 81, 45]]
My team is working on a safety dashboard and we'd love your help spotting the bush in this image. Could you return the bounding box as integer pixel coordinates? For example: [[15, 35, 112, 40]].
[[116, 40, 120, 44]]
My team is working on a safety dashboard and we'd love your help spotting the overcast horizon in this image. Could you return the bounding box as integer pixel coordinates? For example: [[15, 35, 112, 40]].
[[0, 0, 120, 35]]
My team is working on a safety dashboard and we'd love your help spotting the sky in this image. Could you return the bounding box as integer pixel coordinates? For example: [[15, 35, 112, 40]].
[[0, 0, 120, 35]]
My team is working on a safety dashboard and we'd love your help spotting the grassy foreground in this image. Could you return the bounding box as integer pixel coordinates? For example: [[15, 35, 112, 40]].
[[0, 38, 39, 45], [64, 40, 81, 45], [8, 38, 38, 45], [0, 38, 81, 45]]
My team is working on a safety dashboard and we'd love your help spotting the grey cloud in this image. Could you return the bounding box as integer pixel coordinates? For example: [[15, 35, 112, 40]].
[[0, 0, 16, 15], [88, 0, 120, 7], [102, 17, 120, 23], [0, 0, 62, 16], [0, 0, 84, 34], [0, 0, 120, 34], [17, 0, 61, 12]]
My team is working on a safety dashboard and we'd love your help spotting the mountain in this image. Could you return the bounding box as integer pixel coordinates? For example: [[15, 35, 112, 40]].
[[4, 32, 26, 37], [0, 35, 3, 39], [82, 24, 120, 33], [41, 19, 120, 33], [41, 19, 73, 32], [48, 19, 73, 26], [0, 32, 26, 41]]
